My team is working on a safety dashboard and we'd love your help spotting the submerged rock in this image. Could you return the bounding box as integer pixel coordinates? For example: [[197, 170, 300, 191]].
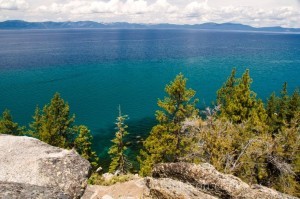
[[0, 134, 91, 198]]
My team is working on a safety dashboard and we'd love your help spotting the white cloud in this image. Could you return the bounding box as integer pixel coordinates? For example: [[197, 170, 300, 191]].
[[35, 0, 180, 23], [0, 0, 28, 10], [149, 0, 178, 14], [180, 2, 300, 28], [3, 0, 300, 28], [36, 0, 178, 15]]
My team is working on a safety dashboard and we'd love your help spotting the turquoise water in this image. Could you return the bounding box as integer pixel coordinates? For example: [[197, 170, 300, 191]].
[[0, 29, 299, 164]]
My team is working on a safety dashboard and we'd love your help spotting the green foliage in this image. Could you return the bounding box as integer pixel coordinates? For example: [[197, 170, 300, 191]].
[[139, 73, 199, 176], [185, 115, 299, 197], [266, 92, 280, 132], [288, 89, 300, 122], [0, 109, 24, 135], [1, 69, 299, 196], [28, 93, 100, 170], [29, 93, 75, 148], [278, 82, 289, 122], [270, 114, 300, 196], [28, 106, 42, 138], [88, 173, 134, 186], [74, 125, 99, 170], [108, 106, 131, 174], [266, 83, 300, 134], [191, 70, 300, 196], [217, 69, 268, 127], [217, 68, 236, 107]]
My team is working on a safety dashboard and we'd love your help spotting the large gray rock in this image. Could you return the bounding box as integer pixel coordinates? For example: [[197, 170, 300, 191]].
[[152, 162, 297, 199], [144, 177, 217, 199], [0, 182, 69, 199], [0, 134, 91, 198], [81, 162, 298, 199]]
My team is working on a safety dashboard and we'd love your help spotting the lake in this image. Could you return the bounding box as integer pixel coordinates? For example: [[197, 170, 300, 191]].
[[0, 29, 299, 165]]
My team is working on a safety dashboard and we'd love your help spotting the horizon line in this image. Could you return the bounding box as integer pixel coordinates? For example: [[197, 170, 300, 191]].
[[1, 20, 300, 29]]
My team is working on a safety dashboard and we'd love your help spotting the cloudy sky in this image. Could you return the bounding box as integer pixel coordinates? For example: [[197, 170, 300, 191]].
[[0, 0, 300, 28]]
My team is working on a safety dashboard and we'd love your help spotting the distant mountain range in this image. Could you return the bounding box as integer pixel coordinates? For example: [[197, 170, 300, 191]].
[[0, 20, 299, 33]]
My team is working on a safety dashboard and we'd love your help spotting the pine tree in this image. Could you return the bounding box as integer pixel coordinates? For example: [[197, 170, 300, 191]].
[[217, 69, 267, 126], [0, 109, 24, 135], [269, 112, 300, 196], [266, 92, 279, 125], [217, 68, 236, 107], [28, 106, 42, 138], [267, 84, 300, 132], [278, 82, 289, 123], [30, 93, 75, 148], [74, 125, 99, 170], [288, 88, 300, 123], [138, 73, 199, 176], [108, 106, 131, 174]]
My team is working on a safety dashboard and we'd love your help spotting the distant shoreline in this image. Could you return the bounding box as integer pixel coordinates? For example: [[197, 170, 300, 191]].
[[0, 28, 299, 35], [1, 20, 299, 33]]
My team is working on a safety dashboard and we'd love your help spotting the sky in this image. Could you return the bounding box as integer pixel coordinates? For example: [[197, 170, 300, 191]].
[[0, 0, 300, 28]]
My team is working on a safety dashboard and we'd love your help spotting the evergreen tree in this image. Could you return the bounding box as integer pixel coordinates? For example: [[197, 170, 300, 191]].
[[108, 106, 131, 174], [0, 109, 24, 135], [267, 84, 300, 132], [217, 68, 236, 107], [269, 113, 300, 196], [266, 92, 279, 130], [217, 69, 267, 126], [138, 73, 199, 176], [30, 93, 75, 148], [28, 93, 100, 168], [74, 125, 99, 170], [278, 82, 289, 123], [28, 106, 42, 138], [288, 88, 300, 123]]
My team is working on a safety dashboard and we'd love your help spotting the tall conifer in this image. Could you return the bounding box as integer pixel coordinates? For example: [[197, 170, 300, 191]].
[[30, 93, 75, 148], [139, 73, 199, 176], [74, 125, 99, 170], [108, 106, 131, 174], [278, 82, 289, 123], [217, 69, 267, 126], [288, 88, 300, 122], [0, 109, 23, 135]]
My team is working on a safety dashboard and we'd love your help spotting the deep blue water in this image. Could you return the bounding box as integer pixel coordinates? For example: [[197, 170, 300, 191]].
[[0, 29, 299, 164]]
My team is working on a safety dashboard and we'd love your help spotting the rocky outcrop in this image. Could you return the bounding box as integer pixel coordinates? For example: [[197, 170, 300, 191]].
[[82, 178, 146, 199], [144, 177, 217, 199], [0, 182, 69, 199], [0, 134, 91, 199], [5, 133, 294, 199], [150, 162, 298, 199], [83, 163, 298, 199]]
